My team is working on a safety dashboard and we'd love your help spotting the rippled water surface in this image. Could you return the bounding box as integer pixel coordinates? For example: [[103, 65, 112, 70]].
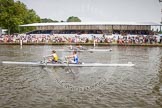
[[0, 45, 162, 108]]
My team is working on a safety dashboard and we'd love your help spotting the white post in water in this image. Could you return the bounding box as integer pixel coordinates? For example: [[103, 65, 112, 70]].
[[20, 35, 23, 46], [93, 35, 96, 48], [20, 39, 23, 46], [93, 39, 96, 48]]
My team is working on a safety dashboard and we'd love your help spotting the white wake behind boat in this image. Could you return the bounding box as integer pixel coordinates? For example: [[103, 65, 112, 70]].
[[55, 48, 112, 52], [1, 61, 135, 67]]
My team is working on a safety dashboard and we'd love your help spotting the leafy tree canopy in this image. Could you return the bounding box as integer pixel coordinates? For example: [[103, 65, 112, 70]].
[[41, 18, 58, 23], [0, 0, 81, 34], [0, 0, 41, 34], [66, 16, 81, 22]]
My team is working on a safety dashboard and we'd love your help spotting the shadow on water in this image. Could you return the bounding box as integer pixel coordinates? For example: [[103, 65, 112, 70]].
[[42, 66, 79, 82]]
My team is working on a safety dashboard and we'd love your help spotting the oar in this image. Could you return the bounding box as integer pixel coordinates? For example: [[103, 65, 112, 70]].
[[55, 58, 75, 80], [65, 57, 73, 73], [65, 57, 77, 80], [39, 56, 48, 68]]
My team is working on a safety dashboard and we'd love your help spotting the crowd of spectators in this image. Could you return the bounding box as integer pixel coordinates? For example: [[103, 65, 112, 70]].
[[0, 34, 89, 43], [27, 30, 103, 35], [113, 30, 153, 35], [0, 34, 162, 44], [116, 35, 161, 44]]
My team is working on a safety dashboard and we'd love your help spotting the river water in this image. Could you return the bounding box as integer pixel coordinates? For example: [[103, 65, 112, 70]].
[[0, 45, 162, 108]]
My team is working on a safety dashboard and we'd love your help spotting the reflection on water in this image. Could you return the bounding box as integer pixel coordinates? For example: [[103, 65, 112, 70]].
[[152, 58, 162, 107], [0, 45, 162, 108]]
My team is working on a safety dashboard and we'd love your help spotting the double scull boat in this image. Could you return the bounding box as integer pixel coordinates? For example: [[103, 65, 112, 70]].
[[55, 48, 112, 52], [1, 61, 135, 67]]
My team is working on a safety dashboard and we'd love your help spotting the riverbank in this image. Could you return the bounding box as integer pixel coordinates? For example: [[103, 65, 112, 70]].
[[0, 42, 162, 47]]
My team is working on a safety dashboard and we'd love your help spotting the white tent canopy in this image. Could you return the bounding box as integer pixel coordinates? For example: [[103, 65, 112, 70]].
[[19, 22, 160, 27]]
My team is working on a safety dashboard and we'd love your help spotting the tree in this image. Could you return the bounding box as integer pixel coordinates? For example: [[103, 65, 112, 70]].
[[0, 0, 41, 34], [66, 16, 81, 22], [41, 18, 58, 23]]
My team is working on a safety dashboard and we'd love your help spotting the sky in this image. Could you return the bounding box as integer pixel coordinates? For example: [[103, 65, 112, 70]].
[[16, 0, 162, 23]]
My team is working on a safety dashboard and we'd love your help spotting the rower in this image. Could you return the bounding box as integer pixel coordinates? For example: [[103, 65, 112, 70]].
[[68, 45, 78, 50], [65, 51, 79, 64], [44, 50, 59, 63], [76, 45, 87, 50], [76, 45, 83, 49]]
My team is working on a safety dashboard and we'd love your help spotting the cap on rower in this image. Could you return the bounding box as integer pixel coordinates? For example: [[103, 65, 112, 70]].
[[52, 50, 56, 53]]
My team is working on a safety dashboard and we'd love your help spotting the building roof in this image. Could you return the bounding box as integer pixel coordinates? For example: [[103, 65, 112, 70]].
[[19, 22, 160, 27]]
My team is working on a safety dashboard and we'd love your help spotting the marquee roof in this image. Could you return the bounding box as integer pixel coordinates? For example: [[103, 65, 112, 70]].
[[19, 22, 160, 27]]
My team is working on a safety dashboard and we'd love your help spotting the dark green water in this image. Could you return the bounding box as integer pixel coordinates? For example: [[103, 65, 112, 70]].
[[0, 45, 162, 108]]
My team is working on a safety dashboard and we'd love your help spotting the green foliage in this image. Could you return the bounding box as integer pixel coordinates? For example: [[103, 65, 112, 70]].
[[0, 0, 81, 33], [66, 16, 81, 22], [41, 18, 58, 23], [0, 0, 41, 34]]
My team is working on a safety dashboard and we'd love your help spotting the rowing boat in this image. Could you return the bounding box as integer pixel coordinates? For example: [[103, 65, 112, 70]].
[[1, 61, 135, 67], [55, 49, 112, 52]]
